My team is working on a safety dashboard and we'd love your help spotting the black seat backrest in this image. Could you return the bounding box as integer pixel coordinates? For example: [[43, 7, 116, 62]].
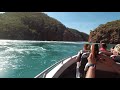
[[114, 56, 120, 63], [76, 50, 90, 62], [79, 52, 89, 78]]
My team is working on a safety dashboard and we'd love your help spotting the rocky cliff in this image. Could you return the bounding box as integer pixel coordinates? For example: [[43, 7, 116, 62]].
[[89, 20, 120, 44], [0, 12, 89, 41]]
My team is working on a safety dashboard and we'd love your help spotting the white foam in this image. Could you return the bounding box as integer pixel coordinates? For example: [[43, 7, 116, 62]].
[[0, 40, 88, 44]]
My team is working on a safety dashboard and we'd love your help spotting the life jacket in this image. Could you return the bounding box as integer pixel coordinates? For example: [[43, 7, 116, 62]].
[[76, 50, 90, 78]]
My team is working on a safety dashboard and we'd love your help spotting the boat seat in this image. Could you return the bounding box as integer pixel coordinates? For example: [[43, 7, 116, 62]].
[[114, 55, 120, 63], [79, 52, 89, 78], [76, 50, 90, 62]]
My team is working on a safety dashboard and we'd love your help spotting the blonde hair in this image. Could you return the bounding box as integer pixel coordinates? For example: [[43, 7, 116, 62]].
[[114, 44, 120, 55]]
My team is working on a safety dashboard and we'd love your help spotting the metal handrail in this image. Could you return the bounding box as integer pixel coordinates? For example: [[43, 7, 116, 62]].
[[34, 56, 72, 78]]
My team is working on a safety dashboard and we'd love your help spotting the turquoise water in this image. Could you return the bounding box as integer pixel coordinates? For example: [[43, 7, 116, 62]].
[[0, 40, 114, 78]]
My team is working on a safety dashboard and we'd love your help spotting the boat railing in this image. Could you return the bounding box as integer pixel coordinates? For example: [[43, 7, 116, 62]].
[[34, 56, 74, 78]]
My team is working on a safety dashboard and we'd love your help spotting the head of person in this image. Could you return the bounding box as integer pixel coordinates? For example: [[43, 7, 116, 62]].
[[113, 44, 120, 55], [100, 40, 104, 46], [101, 43, 107, 49], [83, 44, 90, 51]]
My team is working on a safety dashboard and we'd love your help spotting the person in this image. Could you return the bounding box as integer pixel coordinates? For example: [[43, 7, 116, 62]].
[[83, 44, 91, 51], [99, 43, 113, 56], [112, 44, 120, 56], [99, 43, 108, 52], [80, 44, 90, 54], [85, 53, 96, 78], [84, 44, 97, 78], [85, 49, 120, 78], [76, 44, 91, 62], [98, 53, 120, 74], [76, 44, 91, 78], [110, 44, 120, 62]]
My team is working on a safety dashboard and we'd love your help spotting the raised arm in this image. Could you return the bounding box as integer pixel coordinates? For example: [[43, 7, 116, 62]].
[[85, 65, 96, 78], [85, 53, 96, 78], [98, 54, 120, 74]]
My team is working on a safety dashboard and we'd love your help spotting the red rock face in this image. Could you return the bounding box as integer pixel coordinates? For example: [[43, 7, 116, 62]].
[[63, 30, 74, 41], [63, 29, 86, 41], [88, 27, 120, 44], [0, 12, 89, 41], [88, 20, 120, 44]]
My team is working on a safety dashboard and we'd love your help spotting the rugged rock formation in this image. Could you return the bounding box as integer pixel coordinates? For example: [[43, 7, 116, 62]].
[[89, 20, 120, 44], [63, 28, 88, 41], [0, 12, 89, 41]]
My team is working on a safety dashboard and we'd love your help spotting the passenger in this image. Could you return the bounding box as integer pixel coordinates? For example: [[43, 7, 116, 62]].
[[85, 53, 96, 78], [110, 44, 120, 62], [77, 44, 90, 59], [83, 44, 91, 51], [79, 44, 91, 60], [98, 53, 120, 74], [112, 44, 120, 56], [85, 51, 120, 78], [76, 44, 91, 78], [85, 44, 98, 78], [99, 44, 120, 62], [99, 43, 108, 52], [99, 43, 113, 56]]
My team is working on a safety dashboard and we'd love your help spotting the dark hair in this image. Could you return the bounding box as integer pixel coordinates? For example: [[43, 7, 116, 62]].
[[101, 43, 107, 49], [83, 44, 90, 50], [112, 46, 115, 49]]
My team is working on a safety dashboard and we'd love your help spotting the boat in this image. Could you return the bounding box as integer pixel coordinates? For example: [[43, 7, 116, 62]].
[[34, 50, 120, 78]]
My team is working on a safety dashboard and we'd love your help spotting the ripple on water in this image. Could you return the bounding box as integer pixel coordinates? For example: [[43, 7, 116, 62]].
[[0, 40, 91, 78]]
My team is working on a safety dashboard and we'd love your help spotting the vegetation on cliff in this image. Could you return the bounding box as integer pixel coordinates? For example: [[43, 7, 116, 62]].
[[89, 20, 120, 44], [0, 12, 88, 41]]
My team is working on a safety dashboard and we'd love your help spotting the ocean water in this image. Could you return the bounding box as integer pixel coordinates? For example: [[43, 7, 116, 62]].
[[0, 40, 114, 78]]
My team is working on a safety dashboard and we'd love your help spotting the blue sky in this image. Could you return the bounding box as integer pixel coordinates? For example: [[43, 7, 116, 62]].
[[45, 12, 120, 34], [1, 12, 120, 35]]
